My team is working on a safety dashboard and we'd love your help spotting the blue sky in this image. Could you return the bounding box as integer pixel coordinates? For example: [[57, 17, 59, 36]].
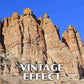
[[0, 0, 84, 43]]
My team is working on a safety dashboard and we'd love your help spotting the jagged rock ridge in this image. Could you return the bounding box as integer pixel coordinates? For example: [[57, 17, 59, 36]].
[[0, 8, 84, 83]]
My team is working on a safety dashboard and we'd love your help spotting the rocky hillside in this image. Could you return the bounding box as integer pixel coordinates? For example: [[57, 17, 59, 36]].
[[0, 8, 84, 84]]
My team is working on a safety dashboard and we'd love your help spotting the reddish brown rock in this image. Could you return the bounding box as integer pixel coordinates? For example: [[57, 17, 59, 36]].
[[12, 12, 19, 21], [38, 16, 43, 26], [68, 25, 79, 51], [73, 27, 77, 33], [7, 17, 11, 25], [38, 25, 45, 50], [0, 20, 5, 52], [3, 18, 8, 27], [62, 25, 81, 55], [0, 19, 1, 36], [3, 64, 9, 75], [80, 46, 84, 67], [0, 42, 4, 52], [44, 13, 49, 18], [0, 8, 84, 80], [2, 8, 46, 64], [42, 16, 81, 78], [3, 17, 11, 27], [76, 32, 83, 48], [23, 8, 33, 16], [62, 31, 69, 46], [22, 14, 45, 63], [55, 25, 60, 40], [62, 25, 83, 77], [0, 57, 2, 75], [38, 16, 42, 22], [13, 68, 19, 75]]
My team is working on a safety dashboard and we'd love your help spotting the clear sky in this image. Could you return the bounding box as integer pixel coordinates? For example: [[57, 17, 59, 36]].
[[0, 0, 84, 43]]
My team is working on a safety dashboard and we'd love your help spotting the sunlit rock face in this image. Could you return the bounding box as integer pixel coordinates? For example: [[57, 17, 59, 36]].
[[0, 8, 84, 83]]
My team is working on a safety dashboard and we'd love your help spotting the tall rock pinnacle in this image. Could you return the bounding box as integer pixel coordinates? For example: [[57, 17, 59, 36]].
[[23, 8, 33, 16], [43, 13, 49, 19]]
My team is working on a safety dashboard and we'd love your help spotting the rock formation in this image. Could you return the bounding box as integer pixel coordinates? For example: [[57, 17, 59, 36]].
[[0, 8, 84, 84]]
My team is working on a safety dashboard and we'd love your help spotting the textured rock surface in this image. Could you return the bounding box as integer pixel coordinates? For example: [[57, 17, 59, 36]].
[[0, 18, 1, 36], [23, 8, 33, 15], [0, 8, 84, 84]]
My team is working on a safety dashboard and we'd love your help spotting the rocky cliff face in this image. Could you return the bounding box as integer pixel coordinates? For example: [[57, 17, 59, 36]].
[[0, 8, 84, 83]]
